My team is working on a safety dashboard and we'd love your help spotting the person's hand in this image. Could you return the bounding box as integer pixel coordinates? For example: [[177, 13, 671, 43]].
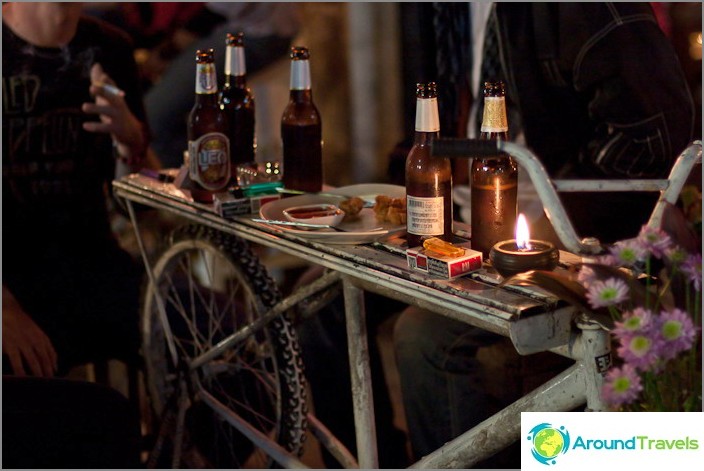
[[82, 63, 147, 168], [2, 287, 58, 377]]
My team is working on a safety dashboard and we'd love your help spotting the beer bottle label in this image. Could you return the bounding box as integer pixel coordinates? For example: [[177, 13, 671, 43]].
[[407, 195, 444, 236], [290, 60, 312, 90], [225, 46, 246, 77], [480, 96, 508, 133], [415, 98, 440, 132], [196, 63, 217, 94], [189, 132, 231, 191]]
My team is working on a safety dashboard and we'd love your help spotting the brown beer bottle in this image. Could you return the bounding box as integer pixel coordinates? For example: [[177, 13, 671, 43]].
[[188, 48, 230, 203], [220, 32, 255, 168], [405, 82, 453, 248], [281, 46, 322, 193], [470, 81, 518, 257]]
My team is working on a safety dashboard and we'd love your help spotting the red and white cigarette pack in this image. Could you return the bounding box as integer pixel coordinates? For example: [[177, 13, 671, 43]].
[[406, 242, 483, 280]]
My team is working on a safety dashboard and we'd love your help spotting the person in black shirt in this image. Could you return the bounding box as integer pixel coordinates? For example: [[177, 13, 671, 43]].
[[2, 2, 151, 378], [393, 2, 696, 465]]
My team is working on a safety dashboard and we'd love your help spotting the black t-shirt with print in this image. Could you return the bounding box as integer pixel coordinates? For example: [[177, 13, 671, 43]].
[[2, 16, 147, 368], [2, 15, 147, 269]]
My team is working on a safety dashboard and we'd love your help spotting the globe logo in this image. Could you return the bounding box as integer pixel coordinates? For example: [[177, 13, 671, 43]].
[[527, 423, 570, 465]]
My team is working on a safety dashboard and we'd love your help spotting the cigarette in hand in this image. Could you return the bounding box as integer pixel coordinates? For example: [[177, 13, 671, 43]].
[[94, 81, 125, 97]]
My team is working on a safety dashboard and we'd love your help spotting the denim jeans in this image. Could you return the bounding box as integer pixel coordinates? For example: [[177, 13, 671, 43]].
[[296, 292, 409, 468], [393, 306, 500, 460]]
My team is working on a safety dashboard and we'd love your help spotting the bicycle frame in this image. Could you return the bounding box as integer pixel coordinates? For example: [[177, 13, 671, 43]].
[[114, 139, 701, 468], [431, 139, 702, 254]]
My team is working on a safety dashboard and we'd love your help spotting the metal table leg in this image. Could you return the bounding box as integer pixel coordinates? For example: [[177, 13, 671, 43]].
[[342, 277, 379, 468]]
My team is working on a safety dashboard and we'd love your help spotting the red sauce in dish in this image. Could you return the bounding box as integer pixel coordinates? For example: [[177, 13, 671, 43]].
[[285, 205, 342, 219]]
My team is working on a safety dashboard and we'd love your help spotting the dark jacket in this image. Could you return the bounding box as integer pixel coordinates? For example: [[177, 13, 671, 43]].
[[495, 2, 696, 179]]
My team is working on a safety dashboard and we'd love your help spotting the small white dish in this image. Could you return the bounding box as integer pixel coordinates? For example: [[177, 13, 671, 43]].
[[283, 203, 345, 228]]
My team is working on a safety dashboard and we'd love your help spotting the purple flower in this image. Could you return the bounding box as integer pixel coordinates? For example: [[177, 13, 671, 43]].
[[595, 254, 618, 267], [613, 307, 654, 338], [610, 240, 647, 267], [665, 246, 688, 266], [601, 364, 643, 406], [617, 331, 661, 371], [657, 308, 698, 361], [586, 278, 629, 309], [637, 226, 672, 259], [577, 265, 597, 288], [681, 253, 702, 292]]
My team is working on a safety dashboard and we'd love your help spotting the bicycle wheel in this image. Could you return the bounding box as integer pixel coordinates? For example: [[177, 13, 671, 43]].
[[142, 224, 307, 468]]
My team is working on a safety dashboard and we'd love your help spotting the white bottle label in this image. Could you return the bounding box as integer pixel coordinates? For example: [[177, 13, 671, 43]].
[[195, 63, 217, 94], [415, 97, 440, 132], [290, 60, 311, 90], [225, 46, 246, 77], [407, 195, 444, 235]]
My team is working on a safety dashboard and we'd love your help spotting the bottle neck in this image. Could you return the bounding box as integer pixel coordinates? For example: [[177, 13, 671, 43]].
[[195, 62, 218, 95], [225, 45, 246, 80], [413, 130, 439, 145], [415, 97, 440, 134], [480, 95, 508, 135], [225, 75, 247, 89], [289, 59, 312, 90], [289, 89, 314, 103]]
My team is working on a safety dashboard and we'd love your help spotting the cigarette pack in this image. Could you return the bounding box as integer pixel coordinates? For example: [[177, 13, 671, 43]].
[[214, 192, 281, 218], [406, 242, 483, 280]]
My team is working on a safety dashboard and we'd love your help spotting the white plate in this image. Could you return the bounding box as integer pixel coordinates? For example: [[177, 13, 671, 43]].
[[258, 183, 406, 245]]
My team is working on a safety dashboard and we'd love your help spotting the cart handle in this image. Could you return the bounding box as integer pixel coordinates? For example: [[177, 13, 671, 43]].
[[431, 139, 702, 255]]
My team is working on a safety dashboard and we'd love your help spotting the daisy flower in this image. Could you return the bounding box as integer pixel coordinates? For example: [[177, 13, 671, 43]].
[[586, 278, 629, 309], [617, 332, 661, 371], [612, 307, 653, 338], [681, 253, 702, 292], [657, 308, 698, 361], [610, 239, 647, 268], [637, 226, 672, 259], [601, 364, 643, 406]]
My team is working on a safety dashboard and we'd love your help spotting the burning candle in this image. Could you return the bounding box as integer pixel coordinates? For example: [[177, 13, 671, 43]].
[[489, 213, 559, 277]]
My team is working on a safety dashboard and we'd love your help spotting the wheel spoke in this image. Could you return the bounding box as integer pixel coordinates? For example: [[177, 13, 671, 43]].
[[142, 227, 307, 468]]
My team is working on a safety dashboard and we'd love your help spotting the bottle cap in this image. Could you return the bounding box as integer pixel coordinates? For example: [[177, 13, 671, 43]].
[[290, 46, 310, 61], [195, 49, 215, 63], [226, 32, 245, 47]]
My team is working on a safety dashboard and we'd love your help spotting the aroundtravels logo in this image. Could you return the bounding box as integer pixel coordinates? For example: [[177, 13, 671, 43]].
[[522, 412, 703, 469], [526, 423, 571, 465]]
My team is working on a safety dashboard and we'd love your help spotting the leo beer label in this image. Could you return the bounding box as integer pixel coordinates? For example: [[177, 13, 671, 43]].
[[189, 132, 230, 191]]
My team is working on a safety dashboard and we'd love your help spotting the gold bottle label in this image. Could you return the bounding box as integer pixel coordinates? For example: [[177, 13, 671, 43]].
[[189, 132, 230, 191], [480, 96, 508, 133]]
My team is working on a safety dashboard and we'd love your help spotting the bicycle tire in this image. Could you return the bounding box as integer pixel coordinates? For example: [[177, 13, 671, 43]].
[[141, 224, 307, 468]]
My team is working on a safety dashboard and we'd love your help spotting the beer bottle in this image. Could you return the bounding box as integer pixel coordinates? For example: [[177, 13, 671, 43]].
[[188, 48, 230, 203], [470, 81, 518, 257], [281, 46, 322, 193], [221, 32, 255, 169], [405, 82, 453, 249]]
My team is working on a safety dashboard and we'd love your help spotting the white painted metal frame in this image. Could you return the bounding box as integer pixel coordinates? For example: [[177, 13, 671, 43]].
[[113, 140, 700, 468]]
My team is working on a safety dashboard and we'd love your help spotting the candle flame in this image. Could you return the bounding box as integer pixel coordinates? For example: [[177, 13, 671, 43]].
[[515, 213, 531, 250]]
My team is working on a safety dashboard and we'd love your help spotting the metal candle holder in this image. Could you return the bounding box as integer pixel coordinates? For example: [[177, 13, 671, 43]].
[[489, 239, 559, 277]]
